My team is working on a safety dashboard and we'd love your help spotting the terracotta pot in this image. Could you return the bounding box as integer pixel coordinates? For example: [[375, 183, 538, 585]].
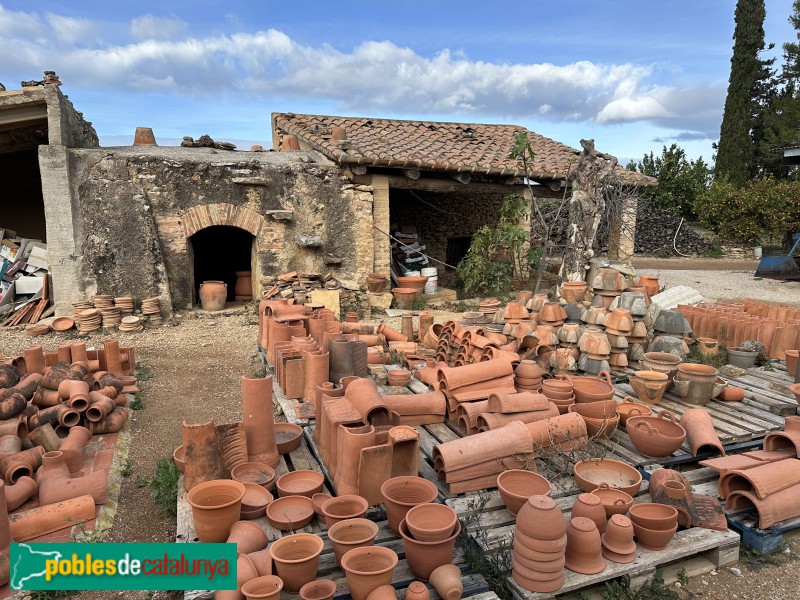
[[727, 347, 758, 369], [405, 581, 431, 600], [676, 363, 718, 383], [662, 480, 688, 500], [786, 350, 799, 377], [276, 470, 325, 498], [322, 495, 369, 527], [601, 514, 636, 561], [299, 579, 337, 600], [9, 495, 95, 542], [242, 376, 279, 468], [636, 275, 660, 297], [232, 462, 277, 490], [36, 450, 107, 505], [564, 517, 605, 575], [365, 585, 398, 600], [681, 408, 725, 457], [199, 281, 227, 311], [573, 458, 642, 497], [248, 549, 274, 576], [380, 476, 439, 534], [5, 475, 38, 511], [429, 564, 463, 600], [235, 271, 253, 298], [629, 371, 669, 404], [719, 386, 746, 402], [559, 281, 588, 303], [133, 126, 157, 146], [628, 503, 679, 530], [497, 470, 552, 516], [269, 533, 324, 593], [186, 479, 246, 542], [399, 517, 461, 581], [396, 276, 429, 292], [341, 545, 399, 600], [405, 503, 458, 542], [312, 492, 333, 517], [569, 371, 614, 403], [392, 288, 418, 308], [515, 495, 566, 540], [615, 397, 652, 426], [182, 420, 226, 490], [626, 410, 687, 458], [266, 495, 315, 530], [242, 575, 283, 600], [227, 520, 269, 554], [632, 521, 678, 550], [571, 493, 607, 533], [589, 483, 633, 518], [241, 482, 273, 511], [640, 352, 681, 378], [567, 399, 617, 419], [328, 517, 379, 566]]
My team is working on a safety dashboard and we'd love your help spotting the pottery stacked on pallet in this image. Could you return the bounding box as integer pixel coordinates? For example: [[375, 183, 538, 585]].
[[512, 495, 568, 592]]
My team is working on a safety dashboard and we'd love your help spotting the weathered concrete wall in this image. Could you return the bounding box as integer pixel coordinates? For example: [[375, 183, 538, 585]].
[[43, 147, 374, 314]]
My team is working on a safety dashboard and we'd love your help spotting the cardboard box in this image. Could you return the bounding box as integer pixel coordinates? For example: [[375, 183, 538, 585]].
[[15, 276, 44, 295]]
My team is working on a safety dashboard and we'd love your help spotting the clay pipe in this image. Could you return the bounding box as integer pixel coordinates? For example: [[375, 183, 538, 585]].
[[28, 404, 80, 430], [4, 476, 38, 511], [0, 418, 27, 440], [0, 436, 21, 461], [37, 451, 107, 505], [27, 423, 62, 452], [0, 446, 45, 483], [86, 394, 115, 423], [2, 373, 42, 402], [58, 426, 92, 474], [0, 365, 20, 389], [9, 495, 95, 542], [0, 393, 26, 420], [32, 388, 61, 408], [86, 407, 128, 435]]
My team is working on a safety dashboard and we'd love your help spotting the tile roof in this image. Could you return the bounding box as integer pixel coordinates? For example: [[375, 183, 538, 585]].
[[272, 113, 657, 187]]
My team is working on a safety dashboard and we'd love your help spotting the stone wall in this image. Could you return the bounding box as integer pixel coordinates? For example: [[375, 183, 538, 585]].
[[42, 146, 374, 314]]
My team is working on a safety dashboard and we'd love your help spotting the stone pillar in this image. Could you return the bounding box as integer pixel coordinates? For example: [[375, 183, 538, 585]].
[[609, 193, 638, 260], [370, 174, 391, 273]]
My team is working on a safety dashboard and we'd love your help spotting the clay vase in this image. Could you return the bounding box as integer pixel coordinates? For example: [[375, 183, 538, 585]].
[[564, 517, 605, 575], [182, 420, 226, 491], [405, 503, 458, 542], [186, 479, 246, 543], [681, 408, 725, 457], [269, 533, 325, 593], [405, 581, 430, 600], [199, 281, 227, 311], [340, 545, 399, 600], [226, 520, 269, 554], [241, 575, 283, 600], [571, 493, 607, 534], [235, 271, 253, 299], [380, 476, 439, 534], [429, 564, 463, 600], [299, 579, 337, 600], [399, 517, 461, 581], [328, 518, 379, 566], [241, 376, 279, 468], [321, 495, 370, 528]]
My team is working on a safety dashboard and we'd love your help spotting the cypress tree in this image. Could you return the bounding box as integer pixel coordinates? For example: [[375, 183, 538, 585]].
[[716, 0, 772, 185]]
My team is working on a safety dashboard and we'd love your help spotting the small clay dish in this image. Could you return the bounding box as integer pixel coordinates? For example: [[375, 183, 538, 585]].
[[497, 470, 552, 516], [275, 423, 303, 454], [241, 483, 273, 511], [231, 462, 277, 490], [51, 317, 75, 332], [312, 493, 333, 518], [240, 506, 268, 520], [276, 470, 325, 498], [266, 495, 315, 531], [172, 445, 185, 474], [404, 503, 458, 542]]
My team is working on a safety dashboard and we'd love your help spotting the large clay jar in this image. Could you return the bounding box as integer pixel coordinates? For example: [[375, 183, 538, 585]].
[[186, 479, 246, 543], [241, 575, 283, 600], [405, 503, 458, 542], [299, 579, 337, 600], [497, 470, 552, 516], [269, 533, 325, 593], [341, 545, 399, 600], [380, 476, 439, 534], [571, 493, 607, 534], [429, 564, 463, 600], [199, 280, 227, 311], [399, 517, 461, 581], [241, 376, 279, 468], [681, 408, 725, 457], [328, 518, 379, 566], [564, 517, 605, 575], [182, 420, 226, 491], [235, 271, 253, 299]]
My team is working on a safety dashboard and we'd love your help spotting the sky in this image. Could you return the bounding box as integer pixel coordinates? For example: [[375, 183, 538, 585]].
[[0, 1, 797, 164]]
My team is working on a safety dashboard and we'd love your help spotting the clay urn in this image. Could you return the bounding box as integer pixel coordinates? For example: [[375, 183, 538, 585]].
[[199, 281, 227, 311], [629, 371, 669, 404], [268, 532, 325, 593], [405, 581, 431, 600], [299, 579, 337, 600], [589, 483, 633, 518], [186, 479, 246, 543], [321, 495, 369, 528], [404, 503, 458, 542], [340, 545, 399, 600], [399, 517, 461, 581], [380, 476, 439, 534], [515, 495, 566, 540], [571, 493, 607, 534], [226, 520, 269, 554], [496, 470, 552, 516], [564, 517, 605, 575], [429, 564, 463, 600], [328, 517, 380, 566], [601, 514, 636, 563], [626, 410, 687, 459], [241, 575, 283, 600]]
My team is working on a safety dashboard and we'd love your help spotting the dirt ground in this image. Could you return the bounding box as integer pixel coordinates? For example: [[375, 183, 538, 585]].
[[2, 258, 800, 598]]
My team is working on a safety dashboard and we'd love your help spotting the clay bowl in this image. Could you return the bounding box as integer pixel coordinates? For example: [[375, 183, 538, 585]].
[[404, 503, 458, 541], [276, 470, 325, 498], [615, 398, 653, 426], [241, 482, 274, 513], [573, 459, 642, 497], [387, 370, 412, 387], [231, 462, 277, 490], [676, 363, 718, 383], [266, 495, 315, 530], [321, 495, 370, 527], [632, 521, 678, 551], [396, 276, 429, 292], [589, 483, 633, 518], [312, 493, 333, 517], [51, 317, 75, 332], [172, 445, 185, 473], [570, 373, 615, 403], [497, 469, 552, 516], [275, 423, 303, 454], [241, 505, 268, 520], [567, 399, 617, 419], [626, 411, 687, 459], [628, 503, 679, 531]]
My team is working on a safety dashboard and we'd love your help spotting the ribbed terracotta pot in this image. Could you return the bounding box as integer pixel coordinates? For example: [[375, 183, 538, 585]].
[[341, 545, 399, 600], [299, 579, 337, 600], [226, 520, 269, 554], [380, 476, 438, 534], [186, 479, 246, 543], [399, 518, 461, 581], [321, 495, 369, 528], [328, 518, 379, 566], [404, 503, 458, 542], [269, 533, 324, 593], [429, 564, 463, 600], [241, 575, 283, 600]]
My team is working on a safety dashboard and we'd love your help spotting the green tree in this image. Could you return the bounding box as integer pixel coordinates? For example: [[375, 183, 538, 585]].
[[626, 144, 710, 218], [716, 0, 774, 185]]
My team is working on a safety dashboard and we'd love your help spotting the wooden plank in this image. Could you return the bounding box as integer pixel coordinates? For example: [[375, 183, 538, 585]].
[[272, 374, 307, 425]]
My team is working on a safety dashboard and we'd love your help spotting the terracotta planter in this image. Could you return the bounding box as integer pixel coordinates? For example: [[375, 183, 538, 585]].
[[227, 520, 269, 554], [248, 549, 274, 576], [571, 493, 607, 534], [516, 495, 566, 540], [628, 503, 679, 530], [727, 347, 758, 369], [636, 275, 659, 297], [266, 495, 315, 530], [269, 533, 324, 593], [589, 483, 632, 518], [300, 579, 337, 600], [429, 564, 463, 600], [199, 281, 227, 311], [242, 575, 283, 600], [681, 408, 725, 457], [405, 503, 458, 541], [341, 545, 399, 600], [380, 476, 439, 534], [497, 470, 552, 516], [567, 400, 617, 419], [676, 363, 718, 383], [321, 495, 369, 527], [573, 458, 642, 496], [626, 410, 686, 459], [242, 376, 279, 468], [564, 517, 605, 575], [328, 517, 379, 566], [629, 371, 669, 404], [399, 517, 461, 581], [631, 521, 678, 550], [640, 352, 681, 378], [392, 288, 418, 308], [277, 470, 325, 498], [559, 281, 588, 303], [786, 350, 799, 377], [182, 420, 226, 491], [232, 462, 277, 490], [186, 479, 246, 542]]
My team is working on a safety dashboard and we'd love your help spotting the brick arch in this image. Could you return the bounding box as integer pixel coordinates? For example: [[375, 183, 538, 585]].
[[182, 203, 267, 238]]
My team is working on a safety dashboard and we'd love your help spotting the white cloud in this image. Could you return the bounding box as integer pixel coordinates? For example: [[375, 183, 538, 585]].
[[130, 14, 188, 41], [46, 13, 102, 45]]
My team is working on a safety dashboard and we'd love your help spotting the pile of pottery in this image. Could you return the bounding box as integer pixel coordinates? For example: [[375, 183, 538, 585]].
[[435, 321, 519, 368], [119, 316, 144, 333], [141, 297, 162, 326], [512, 495, 568, 592], [562, 371, 619, 439], [71, 295, 146, 332], [261, 271, 340, 304], [74, 308, 101, 334], [679, 300, 800, 359], [647, 309, 691, 359], [435, 358, 517, 420]]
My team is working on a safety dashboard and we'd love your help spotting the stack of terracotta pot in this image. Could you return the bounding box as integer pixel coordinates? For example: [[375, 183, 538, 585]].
[[679, 300, 800, 359], [512, 495, 568, 593], [366, 273, 389, 292], [647, 309, 691, 359], [561, 371, 619, 439]]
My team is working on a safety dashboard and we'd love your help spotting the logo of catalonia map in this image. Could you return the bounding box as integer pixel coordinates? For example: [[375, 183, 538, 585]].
[[11, 544, 63, 589]]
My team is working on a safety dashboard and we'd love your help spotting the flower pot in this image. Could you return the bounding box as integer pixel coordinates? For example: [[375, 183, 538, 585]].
[[429, 564, 463, 600], [640, 352, 681, 378], [399, 517, 461, 581], [497, 470, 552, 516], [727, 347, 758, 369], [681, 408, 725, 457], [300, 579, 337, 600], [564, 517, 605, 575], [247, 549, 274, 576], [631, 521, 678, 550], [133, 127, 157, 146], [276, 470, 325, 498], [321, 495, 369, 528], [571, 493, 607, 534], [601, 514, 636, 562], [266, 495, 315, 530], [636, 275, 660, 297], [366, 585, 398, 600], [676, 363, 718, 383], [392, 288, 418, 309], [405, 503, 458, 542], [227, 520, 269, 554], [199, 281, 227, 311], [589, 483, 633, 518], [328, 517, 379, 566], [515, 495, 566, 540], [626, 410, 687, 459], [242, 575, 283, 600], [405, 581, 431, 600], [559, 281, 588, 303], [396, 276, 429, 293], [628, 503, 679, 530], [786, 350, 799, 377], [186, 479, 246, 543], [341, 545, 399, 600], [269, 533, 325, 593], [380, 476, 439, 534]]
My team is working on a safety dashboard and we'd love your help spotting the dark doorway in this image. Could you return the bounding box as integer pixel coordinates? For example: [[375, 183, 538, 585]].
[[0, 149, 46, 241], [189, 225, 253, 304]]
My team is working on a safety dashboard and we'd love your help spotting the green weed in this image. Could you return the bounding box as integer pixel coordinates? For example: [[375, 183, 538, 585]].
[[149, 456, 180, 517]]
